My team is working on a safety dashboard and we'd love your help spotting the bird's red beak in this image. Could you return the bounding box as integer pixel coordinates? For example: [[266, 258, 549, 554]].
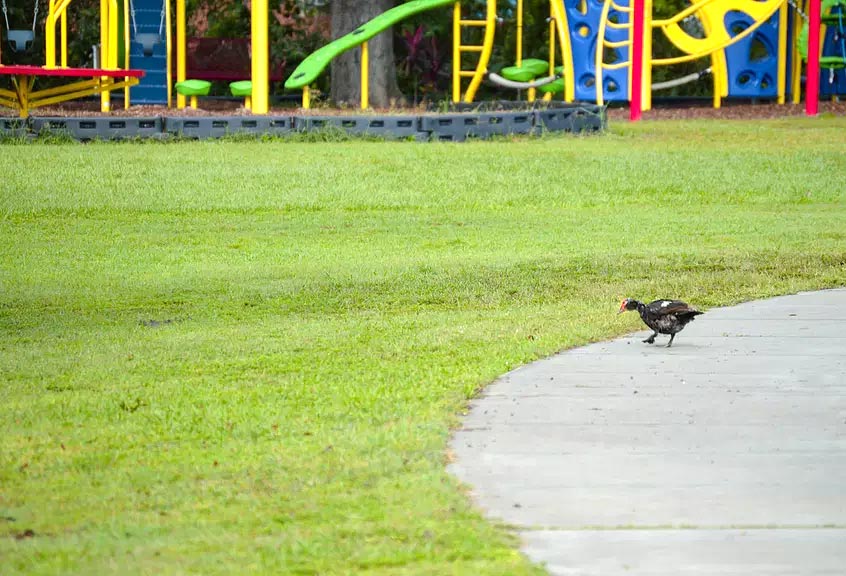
[[618, 300, 627, 314]]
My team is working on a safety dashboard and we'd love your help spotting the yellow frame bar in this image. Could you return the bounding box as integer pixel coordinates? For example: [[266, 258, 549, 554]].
[[776, 1, 787, 104], [361, 41, 369, 109], [517, 0, 523, 67], [1, 73, 140, 117], [642, 0, 653, 110], [594, 0, 613, 104], [791, 3, 802, 103], [549, 0, 575, 101], [452, 2, 461, 102], [100, 0, 109, 110], [251, 0, 269, 113], [176, 0, 186, 108]]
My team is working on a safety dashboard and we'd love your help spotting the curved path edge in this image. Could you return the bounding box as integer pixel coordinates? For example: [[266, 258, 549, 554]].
[[449, 288, 846, 576]]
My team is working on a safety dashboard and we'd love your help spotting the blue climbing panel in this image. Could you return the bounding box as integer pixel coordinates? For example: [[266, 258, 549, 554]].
[[128, 0, 168, 104], [562, 0, 631, 102], [724, 10, 781, 98]]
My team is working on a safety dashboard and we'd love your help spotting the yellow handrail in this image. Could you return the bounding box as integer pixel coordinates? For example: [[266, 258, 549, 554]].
[[452, 0, 497, 102], [595, 0, 620, 104], [548, 0, 575, 101]]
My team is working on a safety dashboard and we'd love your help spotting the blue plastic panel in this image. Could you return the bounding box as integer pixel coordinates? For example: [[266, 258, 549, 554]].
[[562, 0, 631, 102], [128, 0, 169, 104]]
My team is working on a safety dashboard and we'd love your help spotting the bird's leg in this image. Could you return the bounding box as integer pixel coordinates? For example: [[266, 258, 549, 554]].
[[666, 333, 676, 348], [642, 332, 657, 344]]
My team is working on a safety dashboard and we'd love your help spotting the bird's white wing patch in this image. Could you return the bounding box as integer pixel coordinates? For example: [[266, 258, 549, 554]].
[[660, 300, 671, 307]]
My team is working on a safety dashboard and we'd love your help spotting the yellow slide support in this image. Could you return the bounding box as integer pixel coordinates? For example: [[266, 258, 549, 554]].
[[548, 0, 575, 102], [652, 0, 784, 65]]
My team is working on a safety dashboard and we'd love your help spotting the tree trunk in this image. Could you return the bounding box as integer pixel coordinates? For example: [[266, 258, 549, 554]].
[[330, 0, 403, 108]]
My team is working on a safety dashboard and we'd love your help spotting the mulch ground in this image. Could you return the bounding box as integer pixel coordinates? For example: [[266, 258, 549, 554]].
[[3, 98, 845, 120], [606, 100, 846, 120]]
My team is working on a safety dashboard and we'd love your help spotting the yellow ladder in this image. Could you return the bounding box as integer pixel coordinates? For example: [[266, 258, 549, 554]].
[[595, 0, 633, 105], [452, 0, 497, 102]]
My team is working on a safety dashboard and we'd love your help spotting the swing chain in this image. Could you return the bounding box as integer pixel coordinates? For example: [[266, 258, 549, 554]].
[[129, 0, 137, 35], [788, 0, 808, 21], [1, 0, 39, 33], [128, 0, 166, 39], [2, 0, 10, 33], [158, 1, 165, 38]]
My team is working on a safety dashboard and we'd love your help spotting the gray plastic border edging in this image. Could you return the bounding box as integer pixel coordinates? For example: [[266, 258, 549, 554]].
[[6, 104, 606, 141]]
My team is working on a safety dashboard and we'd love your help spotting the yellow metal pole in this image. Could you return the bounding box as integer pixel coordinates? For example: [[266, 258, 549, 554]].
[[548, 0, 574, 101], [176, 0, 186, 108], [713, 51, 726, 108], [60, 7, 68, 67], [791, 3, 802, 103], [776, 0, 787, 104], [453, 2, 461, 102], [643, 0, 653, 110], [594, 0, 612, 105], [166, 0, 172, 107], [517, 0, 523, 67], [109, 0, 118, 69], [361, 41, 369, 109], [16, 77, 34, 117], [100, 0, 110, 111], [548, 4, 555, 71], [303, 85, 310, 109], [545, 3, 555, 101], [251, 0, 269, 114], [46, 0, 57, 67], [696, 8, 723, 108]]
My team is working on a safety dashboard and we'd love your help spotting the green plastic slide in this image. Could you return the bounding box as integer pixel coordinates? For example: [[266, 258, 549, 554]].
[[284, 0, 456, 90]]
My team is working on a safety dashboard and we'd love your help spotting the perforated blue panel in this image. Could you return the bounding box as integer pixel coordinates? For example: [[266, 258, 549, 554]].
[[562, 0, 630, 102], [723, 10, 781, 98]]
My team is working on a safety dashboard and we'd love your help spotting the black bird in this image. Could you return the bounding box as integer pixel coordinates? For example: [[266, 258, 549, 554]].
[[618, 298, 703, 348]]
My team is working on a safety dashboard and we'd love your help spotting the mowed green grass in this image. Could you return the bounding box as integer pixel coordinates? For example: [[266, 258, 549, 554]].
[[2, 118, 846, 575]]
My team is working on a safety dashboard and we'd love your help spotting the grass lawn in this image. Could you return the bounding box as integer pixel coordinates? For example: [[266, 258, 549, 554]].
[[2, 117, 845, 575]]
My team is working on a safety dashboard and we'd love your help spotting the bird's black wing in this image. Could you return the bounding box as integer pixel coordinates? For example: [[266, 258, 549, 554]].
[[646, 299, 698, 317]]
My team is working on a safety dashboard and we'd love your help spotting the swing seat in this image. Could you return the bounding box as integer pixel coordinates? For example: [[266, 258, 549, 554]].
[[134, 33, 161, 57], [500, 59, 549, 83], [820, 56, 846, 69], [537, 78, 566, 95], [7, 30, 34, 53]]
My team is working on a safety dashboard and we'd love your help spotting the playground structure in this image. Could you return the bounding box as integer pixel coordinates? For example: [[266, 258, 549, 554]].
[[0, 0, 842, 118], [284, 0, 846, 113], [0, 0, 276, 115]]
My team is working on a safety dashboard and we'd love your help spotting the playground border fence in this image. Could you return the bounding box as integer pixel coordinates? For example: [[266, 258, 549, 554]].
[[0, 103, 605, 141]]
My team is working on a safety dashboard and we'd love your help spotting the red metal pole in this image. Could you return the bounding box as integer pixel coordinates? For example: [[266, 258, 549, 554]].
[[806, 0, 820, 115], [629, 0, 644, 121]]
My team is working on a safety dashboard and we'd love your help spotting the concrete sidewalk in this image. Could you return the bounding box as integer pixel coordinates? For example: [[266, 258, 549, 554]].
[[449, 289, 846, 575]]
